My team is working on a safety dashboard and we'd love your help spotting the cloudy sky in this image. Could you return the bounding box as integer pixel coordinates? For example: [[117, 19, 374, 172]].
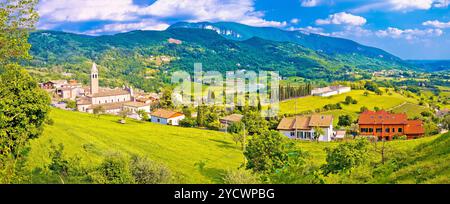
[[37, 0, 450, 60]]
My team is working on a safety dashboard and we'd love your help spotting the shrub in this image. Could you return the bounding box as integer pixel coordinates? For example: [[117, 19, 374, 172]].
[[90, 153, 134, 184], [130, 155, 171, 184], [222, 169, 261, 184], [179, 117, 197, 128]]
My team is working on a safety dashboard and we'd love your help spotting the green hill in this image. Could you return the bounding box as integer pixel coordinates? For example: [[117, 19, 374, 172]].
[[279, 90, 419, 125], [24, 108, 448, 184], [25, 109, 244, 184], [27, 25, 415, 92]]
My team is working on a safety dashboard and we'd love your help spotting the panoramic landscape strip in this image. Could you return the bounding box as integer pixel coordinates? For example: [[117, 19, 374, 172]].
[[1, 0, 449, 191]]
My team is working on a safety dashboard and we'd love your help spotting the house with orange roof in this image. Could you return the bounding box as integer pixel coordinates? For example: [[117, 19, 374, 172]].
[[358, 110, 425, 140], [277, 115, 334, 142], [150, 109, 185, 126]]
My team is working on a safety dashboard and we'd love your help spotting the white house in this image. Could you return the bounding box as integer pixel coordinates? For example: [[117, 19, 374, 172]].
[[150, 109, 185, 126], [277, 115, 334, 142], [311, 85, 351, 97]]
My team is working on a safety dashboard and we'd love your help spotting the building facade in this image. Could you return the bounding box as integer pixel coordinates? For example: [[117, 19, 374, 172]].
[[358, 110, 425, 140], [277, 115, 334, 142], [311, 85, 351, 97], [150, 109, 185, 126]]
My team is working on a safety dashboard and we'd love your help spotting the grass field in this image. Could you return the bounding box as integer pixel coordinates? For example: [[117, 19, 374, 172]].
[[26, 109, 244, 184], [280, 90, 418, 115], [25, 109, 449, 184], [391, 103, 429, 119]]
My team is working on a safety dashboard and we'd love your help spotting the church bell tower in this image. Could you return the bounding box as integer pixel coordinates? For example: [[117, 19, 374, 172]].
[[90, 62, 99, 94]]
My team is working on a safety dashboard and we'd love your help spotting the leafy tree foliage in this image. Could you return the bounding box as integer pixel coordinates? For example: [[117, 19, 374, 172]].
[[244, 130, 292, 173], [323, 138, 370, 175], [338, 115, 353, 127]]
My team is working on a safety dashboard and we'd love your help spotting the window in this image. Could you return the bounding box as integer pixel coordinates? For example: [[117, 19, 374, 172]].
[[385, 128, 390, 133], [369, 128, 373, 133], [157, 118, 160, 123], [392, 128, 395, 133], [290, 132, 295, 137], [376, 128, 382, 133], [398, 128, 403, 132]]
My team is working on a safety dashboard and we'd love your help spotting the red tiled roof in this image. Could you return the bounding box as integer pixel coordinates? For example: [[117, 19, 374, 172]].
[[277, 115, 332, 130], [358, 110, 407, 125], [151, 109, 184, 119], [405, 120, 425, 135]]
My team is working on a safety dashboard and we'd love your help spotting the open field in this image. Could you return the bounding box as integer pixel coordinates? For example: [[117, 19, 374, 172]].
[[391, 103, 429, 119], [279, 90, 419, 116], [24, 108, 449, 184], [26, 109, 244, 184]]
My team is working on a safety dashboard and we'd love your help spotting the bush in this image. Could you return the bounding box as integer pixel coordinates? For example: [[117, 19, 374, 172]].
[[130, 155, 171, 184], [90, 153, 134, 184], [222, 169, 261, 184], [179, 117, 198, 128]]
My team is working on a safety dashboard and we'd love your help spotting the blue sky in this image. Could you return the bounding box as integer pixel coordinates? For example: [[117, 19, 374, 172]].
[[37, 0, 450, 59]]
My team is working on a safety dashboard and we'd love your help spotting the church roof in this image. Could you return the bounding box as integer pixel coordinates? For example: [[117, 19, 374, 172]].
[[91, 62, 98, 73], [91, 88, 130, 98]]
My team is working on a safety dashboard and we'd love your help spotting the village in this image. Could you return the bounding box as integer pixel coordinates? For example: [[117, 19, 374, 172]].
[[39, 62, 427, 142]]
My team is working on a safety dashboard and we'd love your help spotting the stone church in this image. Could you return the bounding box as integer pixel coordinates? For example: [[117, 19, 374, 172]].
[[76, 63, 148, 114]]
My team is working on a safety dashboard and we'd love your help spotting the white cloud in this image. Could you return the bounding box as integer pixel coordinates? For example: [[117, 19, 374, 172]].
[[301, 0, 320, 7], [290, 18, 300, 24], [331, 26, 373, 38], [38, 0, 287, 33], [423, 20, 450, 28], [316, 12, 367, 26], [389, 0, 433, 11], [38, 0, 139, 22], [352, 0, 448, 13], [84, 20, 170, 35], [375, 27, 443, 40], [138, 0, 287, 28]]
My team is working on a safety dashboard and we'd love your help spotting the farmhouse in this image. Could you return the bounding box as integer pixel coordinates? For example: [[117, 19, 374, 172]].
[[358, 110, 425, 140], [277, 115, 334, 142], [311, 85, 351, 97], [150, 109, 185, 126], [219, 114, 243, 130]]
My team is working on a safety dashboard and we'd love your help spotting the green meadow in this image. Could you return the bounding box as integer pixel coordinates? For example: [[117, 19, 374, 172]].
[[279, 90, 419, 116], [25, 108, 449, 184], [26, 109, 244, 184]]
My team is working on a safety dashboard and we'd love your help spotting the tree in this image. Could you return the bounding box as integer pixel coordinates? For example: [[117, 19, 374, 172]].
[[313, 126, 324, 142], [360, 106, 369, 113], [179, 117, 197, 127], [322, 138, 369, 175], [0, 65, 50, 182], [0, 0, 39, 66], [443, 115, 450, 130], [344, 96, 354, 105], [244, 130, 291, 173], [92, 106, 105, 118], [242, 110, 269, 135], [349, 123, 360, 138], [0, 0, 46, 183], [363, 91, 369, 96], [338, 115, 352, 127], [136, 109, 149, 121], [118, 109, 131, 123], [159, 88, 173, 109]]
